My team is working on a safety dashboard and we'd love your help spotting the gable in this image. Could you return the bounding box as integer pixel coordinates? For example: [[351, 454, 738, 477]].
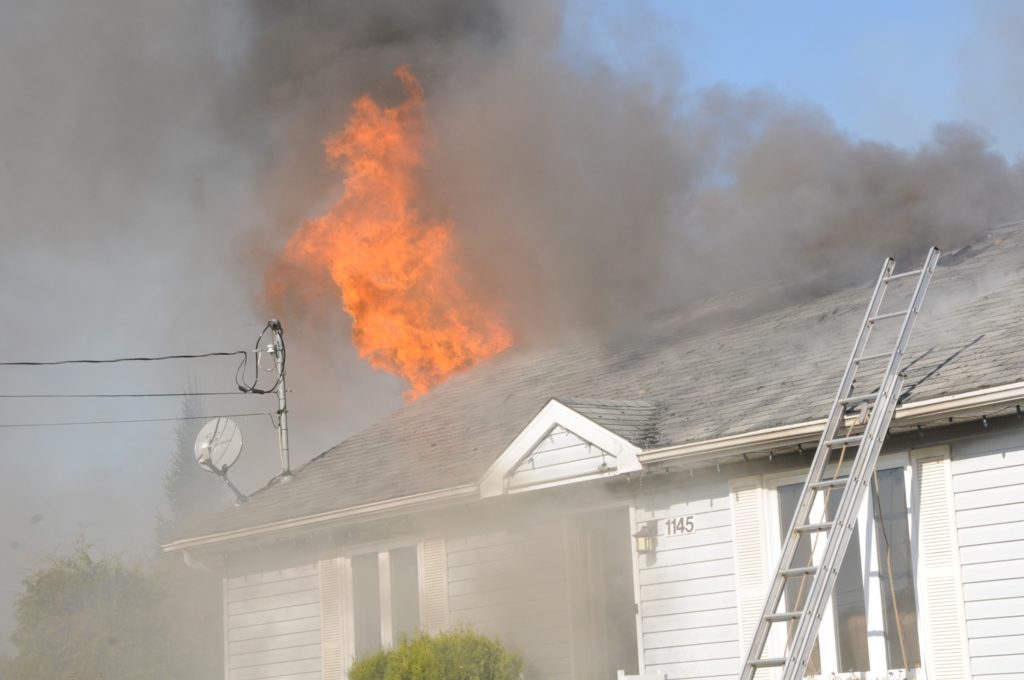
[[480, 399, 642, 497], [506, 425, 616, 491]]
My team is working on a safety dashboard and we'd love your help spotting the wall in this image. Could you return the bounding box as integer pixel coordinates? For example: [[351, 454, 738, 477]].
[[223, 562, 323, 680], [952, 432, 1024, 679], [635, 480, 740, 680], [445, 522, 573, 680], [507, 425, 613, 491]]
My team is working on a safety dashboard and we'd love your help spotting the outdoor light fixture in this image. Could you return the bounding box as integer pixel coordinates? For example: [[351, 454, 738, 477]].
[[634, 520, 658, 555]]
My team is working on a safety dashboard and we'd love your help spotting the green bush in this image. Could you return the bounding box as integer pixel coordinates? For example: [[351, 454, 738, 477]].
[[349, 629, 523, 680]]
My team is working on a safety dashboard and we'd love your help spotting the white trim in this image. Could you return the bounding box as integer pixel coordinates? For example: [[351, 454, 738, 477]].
[[163, 484, 478, 553], [417, 540, 449, 634], [378, 551, 393, 648], [641, 381, 1024, 465], [628, 502, 646, 676], [222, 576, 230, 680], [729, 475, 773, 666], [340, 556, 354, 674], [909, 445, 971, 680], [480, 399, 642, 498]]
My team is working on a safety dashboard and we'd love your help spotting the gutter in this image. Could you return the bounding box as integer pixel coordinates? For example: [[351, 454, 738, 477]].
[[639, 380, 1024, 466], [162, 483, 478, 554]]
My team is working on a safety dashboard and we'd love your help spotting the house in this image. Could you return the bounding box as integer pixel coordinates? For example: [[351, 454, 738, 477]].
[[165, 224, 1024, 680]]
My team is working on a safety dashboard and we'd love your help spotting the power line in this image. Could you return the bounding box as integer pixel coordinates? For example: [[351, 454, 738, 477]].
[[0, 391, 273, 399], [0, 350, 252, 367], [0, 412, 273, 429]]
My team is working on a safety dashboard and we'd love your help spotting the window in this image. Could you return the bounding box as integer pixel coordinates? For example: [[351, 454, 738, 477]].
[[351, 546, 421, 659], [773, 464, 921, 675]]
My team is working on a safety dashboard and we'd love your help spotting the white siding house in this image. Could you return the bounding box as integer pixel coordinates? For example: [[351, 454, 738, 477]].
[[636, 482, 739, 680], [225, 563, 323, 680], [953, 432, 1024, 678], [165, 229, 1024, 680]]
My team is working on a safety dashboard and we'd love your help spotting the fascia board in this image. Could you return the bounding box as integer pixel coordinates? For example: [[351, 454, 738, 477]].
[[162, 483, 478, 554], [640, 381, 1024, 466]]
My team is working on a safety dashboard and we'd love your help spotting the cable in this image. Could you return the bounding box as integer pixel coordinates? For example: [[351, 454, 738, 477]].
[[0, 350, 251, 367], [236, 321, 285, 395], [0, 391, 271, 399], [0, 412, 273, 429]]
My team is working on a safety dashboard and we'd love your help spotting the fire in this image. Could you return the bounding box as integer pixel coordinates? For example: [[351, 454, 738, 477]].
[[278, 66, 512, 399]]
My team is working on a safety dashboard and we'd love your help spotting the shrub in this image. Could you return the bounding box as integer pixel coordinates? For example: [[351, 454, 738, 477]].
[[349, 629, 523, 680]]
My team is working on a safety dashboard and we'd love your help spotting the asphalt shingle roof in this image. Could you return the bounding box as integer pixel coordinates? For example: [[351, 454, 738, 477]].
[[183, 226, 1024, 539], [559, 399, 665, 448]]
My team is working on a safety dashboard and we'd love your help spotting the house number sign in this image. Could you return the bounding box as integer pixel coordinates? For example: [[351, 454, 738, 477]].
[[665, 515, 696, 535]]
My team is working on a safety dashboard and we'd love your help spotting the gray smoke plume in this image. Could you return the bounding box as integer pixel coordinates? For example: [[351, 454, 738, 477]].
[[1, 0, 1023, 656], [248, 1, 1024, 341]]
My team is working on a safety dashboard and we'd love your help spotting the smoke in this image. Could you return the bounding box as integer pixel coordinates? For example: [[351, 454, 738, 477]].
[[421, 5, 1024, 336], [1, 0, 1023, 658], [250, 1, 1024, 342]]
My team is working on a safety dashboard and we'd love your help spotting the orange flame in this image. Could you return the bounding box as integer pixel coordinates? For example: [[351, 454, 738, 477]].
[[278, 66, 512, 399]]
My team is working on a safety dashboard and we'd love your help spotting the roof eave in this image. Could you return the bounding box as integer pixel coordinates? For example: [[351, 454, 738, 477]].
[[164, 381, 1024, 555], [640, 380, 1024, 467], [161, 483, 479, 554]]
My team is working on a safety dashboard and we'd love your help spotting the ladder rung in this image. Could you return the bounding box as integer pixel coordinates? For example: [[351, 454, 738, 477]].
[[765, 610, 803, 622], [810, 478, 847, 490], [825, 435, 863, 447], [750, 658, 786, 668], [855, 351, 891, 363], [884, 268, 922, 282], [839, 393, 876, 405], [869, 309, 910, 323], [796, 521, 833, 533], [781, 566, 818, 578]]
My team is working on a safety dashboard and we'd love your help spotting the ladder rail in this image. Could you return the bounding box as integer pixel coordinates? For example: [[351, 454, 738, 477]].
[[738, 256, 895, 680], [739, 247, 940, 680], [783, 247, 940, 679], [782, 374, 903, 679]]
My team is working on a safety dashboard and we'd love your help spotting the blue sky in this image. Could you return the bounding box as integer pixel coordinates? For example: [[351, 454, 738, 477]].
[[563, 0, 1022, 159]]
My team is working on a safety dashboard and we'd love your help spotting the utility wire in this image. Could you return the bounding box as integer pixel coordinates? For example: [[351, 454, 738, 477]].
[[0, 391, 275, 399], [0, 412, 273, 429], [0, 350, 252, 367]]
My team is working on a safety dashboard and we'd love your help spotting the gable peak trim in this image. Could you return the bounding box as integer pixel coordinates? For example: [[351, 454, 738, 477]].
[[479, 398, 642, 498]]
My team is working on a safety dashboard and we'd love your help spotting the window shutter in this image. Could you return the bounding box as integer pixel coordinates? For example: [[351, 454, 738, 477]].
[[418, 540, 449, 634], [913, 452, 970, 679], [319, 558, 345, 680], [730, 478, 769, 658]]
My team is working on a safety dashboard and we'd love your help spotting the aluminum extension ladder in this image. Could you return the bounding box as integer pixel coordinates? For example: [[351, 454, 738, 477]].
[[739, 247, 941, 680]]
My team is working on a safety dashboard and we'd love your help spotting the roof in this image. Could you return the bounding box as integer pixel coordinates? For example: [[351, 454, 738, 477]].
[[558, 398, 664, 448], [180, 225, 1024, 542]]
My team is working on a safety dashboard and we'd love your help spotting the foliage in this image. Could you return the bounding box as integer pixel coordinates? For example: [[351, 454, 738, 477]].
[[348, 629, 523, 680], [3, 543, 180, 680], [3, 389, 228, 680]]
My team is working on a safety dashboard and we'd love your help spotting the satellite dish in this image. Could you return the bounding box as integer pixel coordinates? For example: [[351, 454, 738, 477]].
[[194, 418, 243, 473]]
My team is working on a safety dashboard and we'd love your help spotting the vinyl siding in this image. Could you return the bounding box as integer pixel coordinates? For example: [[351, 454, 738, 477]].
[[636, 481, 739, 680], [508, 425, 612, 490], [446, 524, 573, 680], [225, 563, 322, 680], [952, 434, 1024, 679]]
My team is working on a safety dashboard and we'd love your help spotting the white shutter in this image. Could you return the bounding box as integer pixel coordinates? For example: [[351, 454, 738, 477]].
[[319, 558, 345, 680], [418, 540, 449, 634], [730, 478, 769, 659], [913, 451, 970, 679]]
